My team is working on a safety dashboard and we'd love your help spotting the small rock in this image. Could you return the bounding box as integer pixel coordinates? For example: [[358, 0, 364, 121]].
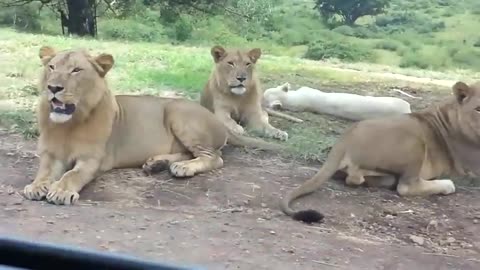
[[426, 220, 438, 232], [46, 220, 55, 225], [260, 203, 267, 208], [409, 235, 424, 246], [473, 219, 478, 224], [270, 230, 276, 235], [446, 237, 456, 244]]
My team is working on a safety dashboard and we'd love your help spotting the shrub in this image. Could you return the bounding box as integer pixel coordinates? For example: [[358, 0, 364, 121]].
[[0, 5, 41, 32], [450, 47, 480, 70], [99, 19, 166, 42], [333, 25, 355, 36], [304, 39, 373, 62], [375, 12, 445, 34], [374, 40, 401, 51], [170, 16, 193, 42], [399, 47, 451, 70], [474, 38, 480, 48]]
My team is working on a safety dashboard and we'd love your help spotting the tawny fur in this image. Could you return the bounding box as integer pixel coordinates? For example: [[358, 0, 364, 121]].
[[281, 81, 480, 223], [264, 83, 411, 121], [23, 46, 283, 206], [200, 45, 289, 141]]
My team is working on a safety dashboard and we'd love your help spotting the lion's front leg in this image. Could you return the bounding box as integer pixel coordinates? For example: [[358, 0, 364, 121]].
[[214, 107, 245, 135], [245, 108, 288, 141], [24, 153, 65, 200], [46, 159, 100, 205]]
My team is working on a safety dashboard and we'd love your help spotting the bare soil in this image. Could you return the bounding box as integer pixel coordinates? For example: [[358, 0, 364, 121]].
[[0, 127, 479, 270]]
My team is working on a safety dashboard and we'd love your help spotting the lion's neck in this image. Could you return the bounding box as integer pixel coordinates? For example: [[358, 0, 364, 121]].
[[414, 102, 480, 176]]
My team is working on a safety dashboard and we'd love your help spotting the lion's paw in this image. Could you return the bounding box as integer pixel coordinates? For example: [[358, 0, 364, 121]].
[[46, 181, 79, 205], [439, 179, 456, 195], [268, 128, 288, 141], [229, 124, 245, 135], [23, 182, 50, 201], [142, 158, 169, 175], [169, 161, 196, 178]]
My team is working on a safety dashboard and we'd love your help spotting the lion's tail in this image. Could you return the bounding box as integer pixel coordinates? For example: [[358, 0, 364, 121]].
[[226, 131, 285, 152], [280, 140, 346, 224], [265, 108, 303, 123]]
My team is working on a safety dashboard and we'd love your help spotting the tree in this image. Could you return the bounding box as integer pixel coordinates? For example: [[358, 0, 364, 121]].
[[314, 0, 390, 26], [2, 0, 97, 37]]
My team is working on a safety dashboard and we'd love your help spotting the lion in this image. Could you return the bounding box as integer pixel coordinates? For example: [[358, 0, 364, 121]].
[[263, 82, 411, 121], [23, 46, 283, 206], [281, 81, 480, 223], [200, 45, 289, 141]]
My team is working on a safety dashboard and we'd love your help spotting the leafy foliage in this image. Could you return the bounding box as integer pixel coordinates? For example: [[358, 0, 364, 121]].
[[314, 0, 390, 26]]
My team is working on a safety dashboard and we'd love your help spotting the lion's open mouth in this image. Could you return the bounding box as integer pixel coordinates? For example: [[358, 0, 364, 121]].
[[50, 98, 76, 115]]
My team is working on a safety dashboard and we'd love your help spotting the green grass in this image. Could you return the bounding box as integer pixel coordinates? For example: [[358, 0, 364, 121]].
[[0, 27, 476, 162]]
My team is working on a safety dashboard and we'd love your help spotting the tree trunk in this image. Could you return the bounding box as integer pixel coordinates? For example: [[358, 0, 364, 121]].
[[65, 0, 96, 37]]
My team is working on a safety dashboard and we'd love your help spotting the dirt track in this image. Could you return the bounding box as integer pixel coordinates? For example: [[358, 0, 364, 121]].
[[0, 129, 479, 270]]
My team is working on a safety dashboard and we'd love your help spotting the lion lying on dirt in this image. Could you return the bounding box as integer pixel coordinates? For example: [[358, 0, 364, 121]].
[[200, 45, 289, 141], [23, 46, 282, 206], [281, 81, 480, 223], [264, 82, 411, 121]]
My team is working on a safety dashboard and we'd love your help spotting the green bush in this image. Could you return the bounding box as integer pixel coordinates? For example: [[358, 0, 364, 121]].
[[399, 47, 451, 70], [474, 38, 480, 48], [0, 5, 41, 32], [450, 47, 480, 70], [304, 39, 373, 62], [375, 12, 445, 34], [99, 19, 166, 42], [333, 25, 355, 36], [189, 16, 247, 46], [374, 40, 401, 51], [167, 16, 193, 42]]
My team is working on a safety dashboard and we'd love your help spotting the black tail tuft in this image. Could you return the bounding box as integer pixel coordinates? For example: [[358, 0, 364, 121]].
[[292, 210, 324, 224]]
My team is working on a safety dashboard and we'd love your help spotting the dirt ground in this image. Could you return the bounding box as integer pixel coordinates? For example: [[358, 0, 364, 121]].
[[1, 83, 480, 270]]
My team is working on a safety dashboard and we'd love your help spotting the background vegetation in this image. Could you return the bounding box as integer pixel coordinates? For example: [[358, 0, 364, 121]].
[[1, 0, 479, 72]]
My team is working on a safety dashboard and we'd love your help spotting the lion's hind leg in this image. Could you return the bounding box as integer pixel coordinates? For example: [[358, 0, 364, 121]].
[[169, 148, 224, 178], [142, 153, 192, 175], [164, 100, 228, 178]]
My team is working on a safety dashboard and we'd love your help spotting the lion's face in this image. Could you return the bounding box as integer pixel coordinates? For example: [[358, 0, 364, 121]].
[[38, 46, 114, 124], [452, 81, 480, 139], [263, 82, 291, 109], [210, 45, 261, 96]]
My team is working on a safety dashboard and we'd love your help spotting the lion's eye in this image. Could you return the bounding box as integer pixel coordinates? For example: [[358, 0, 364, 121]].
[[227, 61, 234, 66], [246, 62, 251, 66], [48, 65, 54, 70], [475, 107, 480, 112], [71, 67, 82, 73]]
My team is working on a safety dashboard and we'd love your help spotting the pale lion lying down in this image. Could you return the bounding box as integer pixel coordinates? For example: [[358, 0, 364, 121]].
[[264, 83, 411, 121], [281, 81, 480, 223], [23, 46, 282, 206]]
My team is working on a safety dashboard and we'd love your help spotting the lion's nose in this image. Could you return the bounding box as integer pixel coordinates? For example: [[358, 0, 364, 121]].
[[47, 85, 64, 94], [237, 76, 246, 83]]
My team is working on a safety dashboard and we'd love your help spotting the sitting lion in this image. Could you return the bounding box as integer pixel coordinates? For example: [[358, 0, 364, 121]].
[[23, 46, 282, 206], [200, 45, 289, 141], [281, 81, 480, 223]]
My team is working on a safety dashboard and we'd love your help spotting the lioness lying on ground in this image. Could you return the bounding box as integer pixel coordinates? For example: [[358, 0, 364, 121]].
[[264, 82, 411, 121], [200, 45, 289, 141], [281, 81, 480, 223], [23, 46, 282, 206]]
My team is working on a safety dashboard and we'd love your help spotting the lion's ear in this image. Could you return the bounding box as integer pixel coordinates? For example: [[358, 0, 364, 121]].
[[94, 53, 114, 77], [453, 81, 471, 104], [248, 48, 262, 63], [281, 82, 290, 92], [211, 45, 226, 63], [39, 46, 56, 65]]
